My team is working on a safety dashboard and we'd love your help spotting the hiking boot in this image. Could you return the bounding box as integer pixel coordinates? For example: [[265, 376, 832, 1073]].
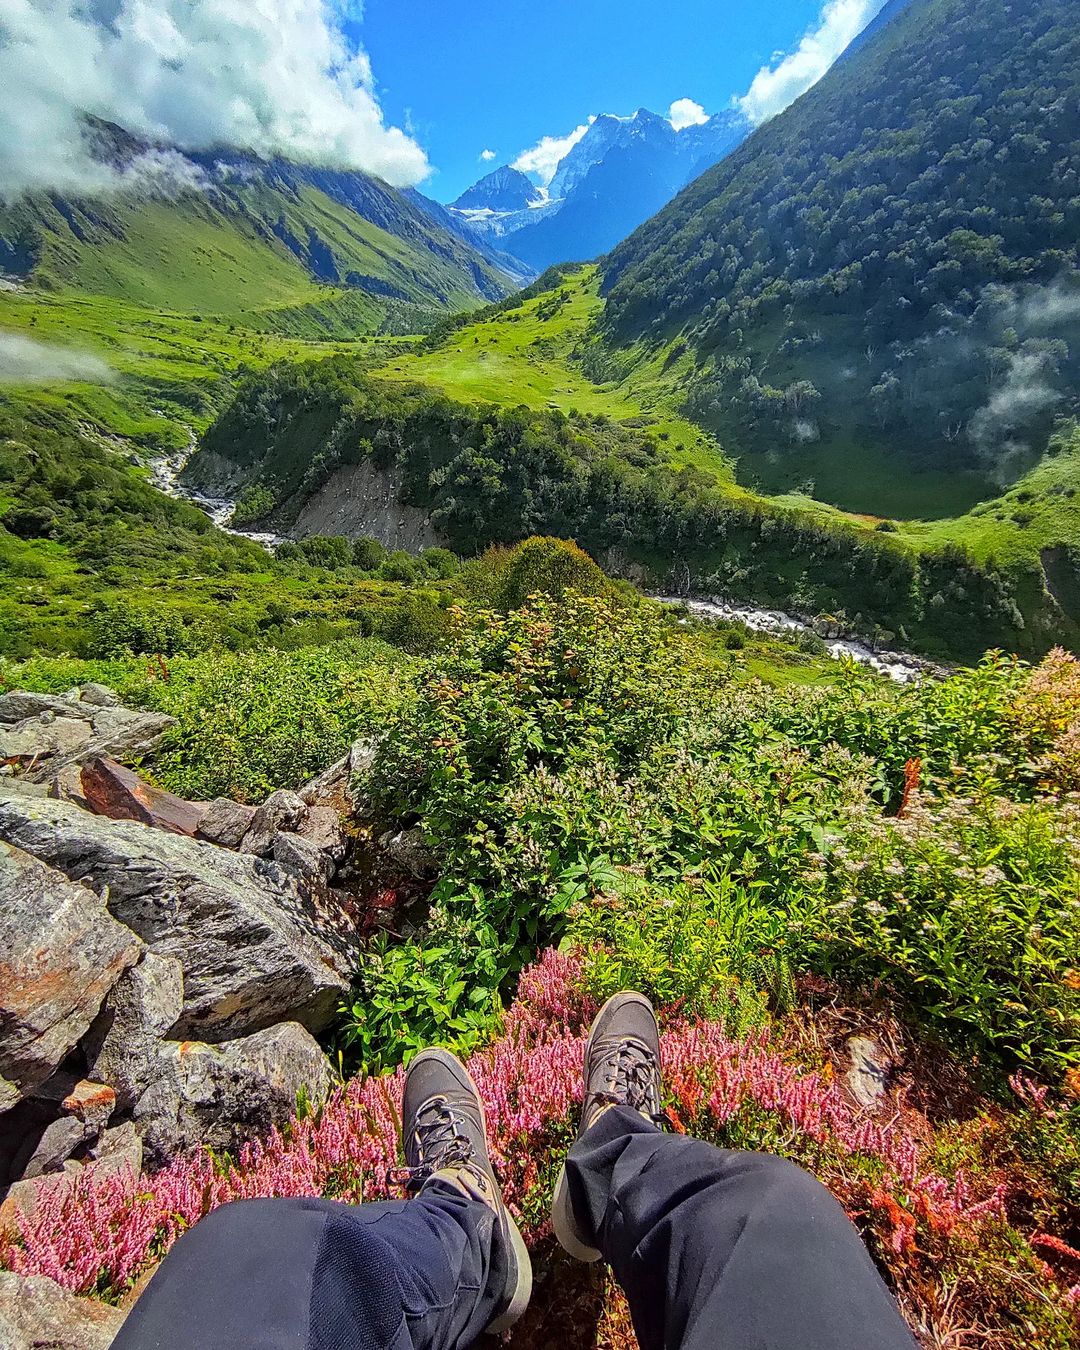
[[551, 991, 666, 1263], [392, 1047, 532, 1333]]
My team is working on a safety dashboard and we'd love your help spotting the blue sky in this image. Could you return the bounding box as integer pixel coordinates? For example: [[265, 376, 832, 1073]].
[[354, 0, 885, 201], [2, 0, 884, 202]]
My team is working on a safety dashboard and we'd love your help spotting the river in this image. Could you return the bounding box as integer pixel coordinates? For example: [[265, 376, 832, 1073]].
[[153, 448, 932, 685], [655, 595, 936, 684]]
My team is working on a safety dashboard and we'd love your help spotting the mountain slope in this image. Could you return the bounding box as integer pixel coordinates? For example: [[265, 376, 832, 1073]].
[[450, 108, 750, 272], [0, 121, 517, 327], [600, 0, 1080, 509]]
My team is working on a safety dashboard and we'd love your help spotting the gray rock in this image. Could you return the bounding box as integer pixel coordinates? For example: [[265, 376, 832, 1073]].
[[18, 1115, 90, 1180], [49, 762, 91, 809], [240, 789, 307, 856], [74, 706, 175, 773], [0, 691, 80, 724], [297, 805, 346, 861], [272, 830, 331, 884], [84, 953, 185, 1111], [299, 751, 350, 806], [0, 842, 142, 1108], [845, 1035, 891, 1110], [0, 795, 355, 1041], [0, 1272, 127, 1350], [0, 691, 174, 784], [197, 796, 257, 849], [379, 826, 437, 880], [77, 683, 121, 708], [86, 1120, 143, 1179], [0, 716, 93, 763], [136, 1022, 331, 1167]]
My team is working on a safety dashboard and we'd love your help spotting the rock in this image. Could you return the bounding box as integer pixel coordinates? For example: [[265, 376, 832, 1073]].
[[0, 1272, 127, 1350], [845, 1035, 891, 1110], [0, 691, 80, 724], [299, 752, 349, 806], [74, 706, 175, 773], [0, 1163, 83, 1240], [86, 1120, 143, 1179], [0, 716, 93, 763], [0, 775, 50, 800], [272, 830, 331, 884], [81, 757, 207, 837], [49, 762, 91, 809], [0, 842, 142, 1108], [84, 953, 184, 1111], [196, 796, 256, 849], [378, 826, 437, 880], [0, 691, 174, 785], [17, 1115, 90, 1180], [240, 789, 307, 856], [297, 805, 346, 861], [60, 1080, 116, 1132], [135, 1022, 331, 1168], [77, 683, 121, 708], [0, 795, 356, 1041]]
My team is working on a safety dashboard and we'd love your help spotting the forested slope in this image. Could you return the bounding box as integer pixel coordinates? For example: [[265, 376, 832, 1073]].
[[601, 0, 1080, 503]]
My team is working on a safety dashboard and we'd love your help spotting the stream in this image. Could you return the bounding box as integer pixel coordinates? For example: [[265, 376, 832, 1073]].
[[655, 595, 937, 684], [153, 448, 932, 685], [151, 448, 284, 550]]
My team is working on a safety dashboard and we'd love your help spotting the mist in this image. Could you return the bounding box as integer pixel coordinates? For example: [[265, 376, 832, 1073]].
[[0, 333, 114, 384]]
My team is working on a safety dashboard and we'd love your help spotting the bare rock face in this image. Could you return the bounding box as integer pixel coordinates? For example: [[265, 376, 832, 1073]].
[[0, 1272, 127, 1350], [84, 953, 185, 1112], [0, 794, 355, 1042], [80, 758, 207, 837], [0, 843, 142, 1111], [135, 1022, 332, 1167], [297, 805, 346, 861]]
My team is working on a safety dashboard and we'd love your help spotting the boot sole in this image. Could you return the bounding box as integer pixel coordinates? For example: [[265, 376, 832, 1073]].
[[550, 1163, 602, 1263], [410, 1050, 533, 1333]]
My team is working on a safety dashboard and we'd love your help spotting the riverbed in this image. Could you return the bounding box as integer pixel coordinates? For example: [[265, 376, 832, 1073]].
[[655, 595, 935, 684]]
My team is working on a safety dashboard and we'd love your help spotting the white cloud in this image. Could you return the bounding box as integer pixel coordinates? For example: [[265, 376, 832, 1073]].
[[480, 148, 496, 162], [0, 0, 430, 201], [0, 332, 113, 385], [512, 117, 595, 186], [668, 98, 709, 131], [737, 0, 887, 125]]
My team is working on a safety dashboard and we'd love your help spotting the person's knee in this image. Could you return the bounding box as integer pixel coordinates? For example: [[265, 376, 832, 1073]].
[[730, 1151, 842, 1218], [182, 1197, 316, 1249]]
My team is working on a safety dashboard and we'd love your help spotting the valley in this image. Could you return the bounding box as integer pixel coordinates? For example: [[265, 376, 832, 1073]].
[[1, 1, 1079, 1344]]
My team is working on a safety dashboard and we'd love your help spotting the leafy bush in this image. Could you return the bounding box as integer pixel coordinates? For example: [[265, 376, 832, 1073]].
[[813, 787, 1080, 1072]]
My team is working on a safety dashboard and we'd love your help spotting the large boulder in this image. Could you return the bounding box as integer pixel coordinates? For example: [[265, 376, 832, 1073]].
[[0, 843, 142, 1111], [84, 953, 185, 1111], [0, 1273, 127, 1350], [0, 687, 173, 786], [135, 1022, 331, 1167], [0, 794, 356, 1041], [80, 758, 207, 837]]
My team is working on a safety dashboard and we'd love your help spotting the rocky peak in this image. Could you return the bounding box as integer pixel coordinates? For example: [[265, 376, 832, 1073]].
[[452, 165, 543, 213]]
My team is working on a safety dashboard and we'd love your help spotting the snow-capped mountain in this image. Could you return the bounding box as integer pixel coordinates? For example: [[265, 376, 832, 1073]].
[[447, 106, 751, 271]]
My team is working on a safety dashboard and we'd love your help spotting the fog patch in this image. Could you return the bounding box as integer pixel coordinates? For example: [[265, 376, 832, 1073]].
[[0, 333, 114, 385]]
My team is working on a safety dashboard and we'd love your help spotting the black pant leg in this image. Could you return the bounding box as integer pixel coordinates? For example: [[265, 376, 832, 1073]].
[[111, 1185, 505, 1350], [565, 1105, 917, 1350]]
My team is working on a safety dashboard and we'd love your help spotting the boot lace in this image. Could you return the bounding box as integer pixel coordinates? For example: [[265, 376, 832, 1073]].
[[387, 1095, 477, 1192], [595, 1037, 670, 1127]]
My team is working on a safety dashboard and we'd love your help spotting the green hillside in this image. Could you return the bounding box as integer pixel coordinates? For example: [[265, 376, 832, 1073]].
[[0, 126, 517, 336], [600, 0, 1080, 515]]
